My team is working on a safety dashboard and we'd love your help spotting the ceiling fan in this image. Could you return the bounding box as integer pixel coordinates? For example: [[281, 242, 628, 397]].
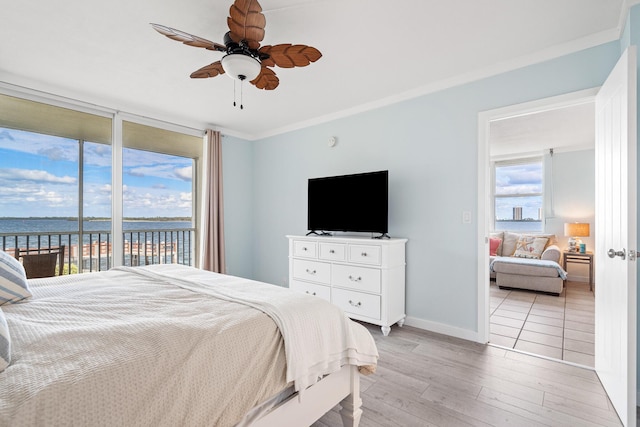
[[151, 0, 322, 108]]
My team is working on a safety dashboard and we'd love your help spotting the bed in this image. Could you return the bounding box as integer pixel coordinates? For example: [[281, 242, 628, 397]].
[[0, 262, 378, 427]]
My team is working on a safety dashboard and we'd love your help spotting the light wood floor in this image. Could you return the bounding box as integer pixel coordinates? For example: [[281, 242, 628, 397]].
[[489, 281, 595, 366], [313, 322, 624, 427]]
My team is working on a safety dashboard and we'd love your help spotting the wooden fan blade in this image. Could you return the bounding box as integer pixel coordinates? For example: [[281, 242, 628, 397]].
[[251, 66, 279, 90], [259, 44, 322, 68], [190, 61, 226, 79], [227, 0, 265, 50], [151, 23, 226, 52]]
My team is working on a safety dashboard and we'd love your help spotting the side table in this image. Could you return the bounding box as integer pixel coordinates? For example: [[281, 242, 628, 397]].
[[562, 251, 594, 291]]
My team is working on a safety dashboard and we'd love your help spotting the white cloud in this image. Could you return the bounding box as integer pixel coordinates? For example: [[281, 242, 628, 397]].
[[174, 166, 192, 181], [0, 130, 15, 141], [0, 129, 78, 162], [0, 168, 76, 184]]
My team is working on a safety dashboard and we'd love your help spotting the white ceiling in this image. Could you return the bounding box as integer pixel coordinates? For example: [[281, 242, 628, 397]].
[[490, 102, 595, 159], [0, 0, 631, 140]]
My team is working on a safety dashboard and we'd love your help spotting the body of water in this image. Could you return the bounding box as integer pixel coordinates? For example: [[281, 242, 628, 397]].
[[494, 220, 543, 232], [0, 218, 192, 234]]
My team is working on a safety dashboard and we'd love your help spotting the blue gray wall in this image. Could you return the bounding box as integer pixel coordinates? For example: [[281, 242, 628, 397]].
[[221, 135, 254, 279]]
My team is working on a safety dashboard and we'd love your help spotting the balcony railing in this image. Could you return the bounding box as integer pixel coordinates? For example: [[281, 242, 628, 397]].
[[0, 227, 195, 274]]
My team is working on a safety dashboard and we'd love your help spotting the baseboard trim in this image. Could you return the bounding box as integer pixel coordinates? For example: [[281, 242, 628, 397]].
[[403, 316, 481, 343], [566, 274, 590, 283]]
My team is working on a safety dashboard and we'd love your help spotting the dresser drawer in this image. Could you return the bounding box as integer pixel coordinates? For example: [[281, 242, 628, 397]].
[[290, 280, 331, 302], [332, 288, 381, 320], [292, 259, 330, 284], [332, 264, 381, 294], [348, 244, 381, 265], [319, 242, 346, 261], [293, 240, 317, 258]]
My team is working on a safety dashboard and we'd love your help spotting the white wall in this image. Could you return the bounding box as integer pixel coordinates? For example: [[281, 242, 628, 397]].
[[546, 149, 595, 282], [244, 42, 620, 338]]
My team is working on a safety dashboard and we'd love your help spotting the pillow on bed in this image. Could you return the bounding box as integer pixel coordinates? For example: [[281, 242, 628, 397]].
[[0, 250, 31, 305], [0, 309, 9, 372]]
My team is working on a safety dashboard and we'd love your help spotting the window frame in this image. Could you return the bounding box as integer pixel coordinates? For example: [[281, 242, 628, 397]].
[[0, 89, 204, 272], [492, 156, 544, 232]]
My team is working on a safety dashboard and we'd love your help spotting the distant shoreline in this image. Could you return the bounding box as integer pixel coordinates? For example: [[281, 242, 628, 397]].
[[0, 217, 191, 222]]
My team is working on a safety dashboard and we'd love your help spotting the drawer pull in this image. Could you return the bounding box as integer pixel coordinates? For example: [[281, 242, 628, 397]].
[[348, 275, 362, 282], [305, 291, 317, 296], [329, 249, 335, 254], [302, 247, 308, 251], [361, 252, 367, 257], [348, 300, 362, 308], [305, 269, 316, 275]]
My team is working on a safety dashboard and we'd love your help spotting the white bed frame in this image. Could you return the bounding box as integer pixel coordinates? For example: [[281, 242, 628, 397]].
[[251, 365, 362, 427]]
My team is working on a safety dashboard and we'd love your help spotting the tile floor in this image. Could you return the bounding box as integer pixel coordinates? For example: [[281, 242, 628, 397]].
[[489, 280, 595, 367]]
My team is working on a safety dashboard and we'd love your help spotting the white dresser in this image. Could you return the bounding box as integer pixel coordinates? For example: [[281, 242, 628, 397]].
[[287, 235, 407, 336]]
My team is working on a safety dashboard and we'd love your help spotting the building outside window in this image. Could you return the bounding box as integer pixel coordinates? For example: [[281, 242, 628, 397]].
[[493, 158, 543, 232]]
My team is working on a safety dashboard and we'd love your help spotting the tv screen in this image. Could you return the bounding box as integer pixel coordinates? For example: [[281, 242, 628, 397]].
[[307, 170, 388, 234]]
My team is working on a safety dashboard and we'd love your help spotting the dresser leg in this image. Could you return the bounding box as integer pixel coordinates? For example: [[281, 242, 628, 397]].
[[397, 317, 405, 327], [381, 325, 391, 336]]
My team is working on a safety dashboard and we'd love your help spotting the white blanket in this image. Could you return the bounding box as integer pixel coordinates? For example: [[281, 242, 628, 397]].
[[124, 265, 379, 392], [0, 265, 379, 427]]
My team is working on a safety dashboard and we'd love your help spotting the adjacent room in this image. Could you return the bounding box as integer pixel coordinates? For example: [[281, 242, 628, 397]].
[[486, 101, 596, 366], [1, 0, 638, 426]]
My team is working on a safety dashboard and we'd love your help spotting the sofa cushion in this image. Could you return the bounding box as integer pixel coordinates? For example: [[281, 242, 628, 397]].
[[501, 232, 520, 257], [489, 238, 501, 256], [502, 232, 557, 257], [513, 236, 548, 259]]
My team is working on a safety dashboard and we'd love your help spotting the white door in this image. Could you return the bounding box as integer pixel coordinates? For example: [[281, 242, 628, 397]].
[[595, 46, 637, 427]]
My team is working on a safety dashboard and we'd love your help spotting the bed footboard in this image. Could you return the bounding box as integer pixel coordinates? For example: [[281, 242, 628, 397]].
[[339, 364, 362, 427], [250, 364, 361, 427]]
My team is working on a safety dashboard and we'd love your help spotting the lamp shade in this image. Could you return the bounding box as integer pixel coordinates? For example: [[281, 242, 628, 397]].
[[221, 54, 261, 81], [564, 222, 590, 237]]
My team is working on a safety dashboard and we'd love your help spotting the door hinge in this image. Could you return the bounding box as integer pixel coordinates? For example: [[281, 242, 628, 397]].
[[629, 249, 637, 262]]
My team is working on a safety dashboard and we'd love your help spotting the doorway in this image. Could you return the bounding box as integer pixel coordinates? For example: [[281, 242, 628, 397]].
[[477, 88, 599, 366]]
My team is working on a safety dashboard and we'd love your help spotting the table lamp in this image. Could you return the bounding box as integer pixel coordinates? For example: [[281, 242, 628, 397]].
[[564, 222, 590, 252]]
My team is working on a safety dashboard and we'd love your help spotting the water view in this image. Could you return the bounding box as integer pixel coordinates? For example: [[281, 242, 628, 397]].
[[0, 218, 194, 272]]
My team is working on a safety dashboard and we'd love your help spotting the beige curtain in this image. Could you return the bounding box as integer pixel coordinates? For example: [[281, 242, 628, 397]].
[[200, 129, 226, 273]]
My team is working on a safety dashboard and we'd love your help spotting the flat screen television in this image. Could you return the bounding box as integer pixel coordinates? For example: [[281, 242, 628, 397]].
[[307, 170, 388, 235]]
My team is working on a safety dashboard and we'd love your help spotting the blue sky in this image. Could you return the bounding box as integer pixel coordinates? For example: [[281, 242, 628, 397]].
[[494, 162, 542, 220], [0, 128, 193, 218]]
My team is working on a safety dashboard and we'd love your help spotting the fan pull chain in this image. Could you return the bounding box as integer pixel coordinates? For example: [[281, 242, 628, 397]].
[[240, 80, 244, 110], [233, 80, 237, 107]]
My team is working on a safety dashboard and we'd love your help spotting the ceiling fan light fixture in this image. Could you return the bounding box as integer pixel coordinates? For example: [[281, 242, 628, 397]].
[[221, 54, 261, 81]]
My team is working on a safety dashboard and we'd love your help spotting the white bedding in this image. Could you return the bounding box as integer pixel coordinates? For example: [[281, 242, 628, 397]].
[[0, 265, 378, 427]]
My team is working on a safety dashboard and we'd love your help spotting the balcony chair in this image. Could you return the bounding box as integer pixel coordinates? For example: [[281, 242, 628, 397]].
[[16, 245, 66, 279]]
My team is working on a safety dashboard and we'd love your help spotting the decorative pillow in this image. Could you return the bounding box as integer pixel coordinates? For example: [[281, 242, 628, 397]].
[[501, 232, 520, 257], [513, 236, 549, 259], [0, 309, 9, 372], [489, 238, 502, 256], [489, 232, 504, 256], [0, 250, 31, 305]]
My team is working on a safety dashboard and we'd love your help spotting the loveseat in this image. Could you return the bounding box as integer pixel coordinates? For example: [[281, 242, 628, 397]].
[[489, 231, 567, 295]]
